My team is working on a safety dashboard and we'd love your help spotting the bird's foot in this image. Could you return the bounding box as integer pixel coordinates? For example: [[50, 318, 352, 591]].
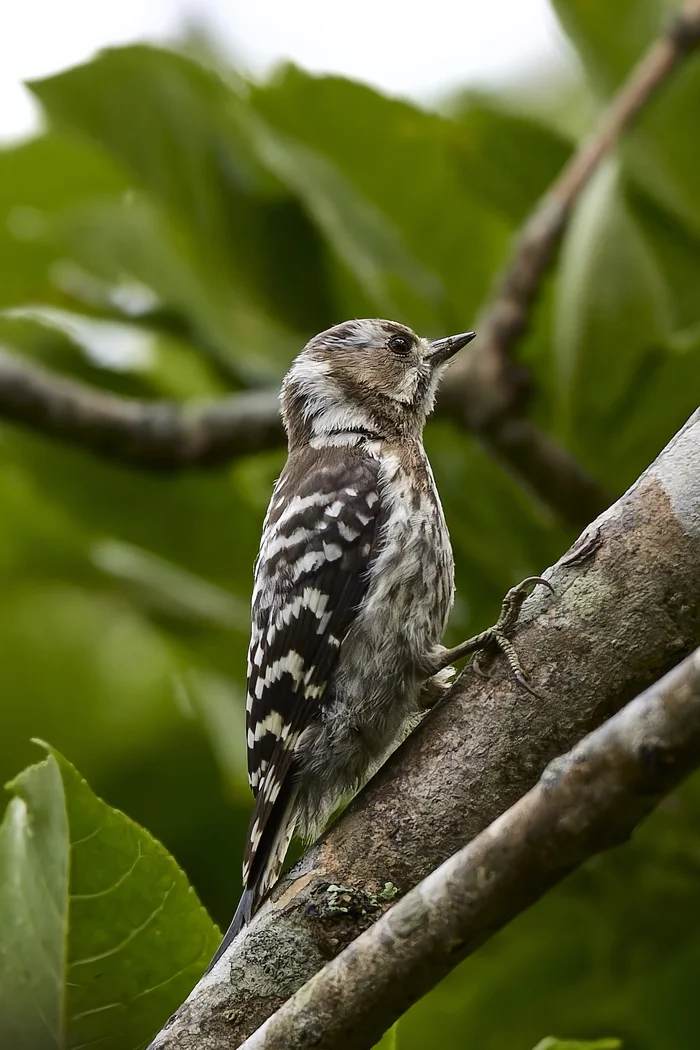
[[433, 576, 554, 697]]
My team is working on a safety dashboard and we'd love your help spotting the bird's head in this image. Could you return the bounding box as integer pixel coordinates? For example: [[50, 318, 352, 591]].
[[280, 319, 475, 449]]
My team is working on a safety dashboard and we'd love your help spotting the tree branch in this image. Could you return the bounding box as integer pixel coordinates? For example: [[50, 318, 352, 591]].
[[5, 6, 700, 520], [0, 348, 283, 467], [439, 0, 700, 513], [240, 645, 700, 1050], [150, 411, 700, 1050]]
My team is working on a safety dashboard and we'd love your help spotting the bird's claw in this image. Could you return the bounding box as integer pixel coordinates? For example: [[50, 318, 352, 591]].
[[513, 668, 544, 700], [481, 575, 553, 697], [518, 575, 555, 596]]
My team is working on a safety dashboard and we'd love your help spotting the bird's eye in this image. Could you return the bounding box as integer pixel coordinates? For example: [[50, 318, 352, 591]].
[[388, 334, 412, 357]]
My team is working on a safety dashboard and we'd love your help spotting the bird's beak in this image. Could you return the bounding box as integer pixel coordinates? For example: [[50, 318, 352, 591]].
[[427, 330, 476, 367]]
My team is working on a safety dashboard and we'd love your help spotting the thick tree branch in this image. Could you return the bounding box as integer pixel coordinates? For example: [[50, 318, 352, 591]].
[[241, 646, 700, 1050], [5, 6, 700, 520], [151, 411, 700, 1050]]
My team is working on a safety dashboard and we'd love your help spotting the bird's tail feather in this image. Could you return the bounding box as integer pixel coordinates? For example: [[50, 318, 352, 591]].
[[204, 787, 298, 974], [205, 887, 255, 974]]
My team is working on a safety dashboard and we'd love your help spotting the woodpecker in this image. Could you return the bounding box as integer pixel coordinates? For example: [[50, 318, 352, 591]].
[[208, 318, 550, 970]]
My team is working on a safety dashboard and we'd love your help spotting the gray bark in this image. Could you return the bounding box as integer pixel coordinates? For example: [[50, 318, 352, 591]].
[[241, 645, 700, 1050], [150, 410, 700, 1050]]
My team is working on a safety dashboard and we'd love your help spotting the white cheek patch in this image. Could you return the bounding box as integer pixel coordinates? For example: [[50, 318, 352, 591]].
[[282, 356, 346, 431], [286, 355, 332, 395], [286, 358, 345, 429], [286, 354, 381, 439], [392, 367, 420, 404]]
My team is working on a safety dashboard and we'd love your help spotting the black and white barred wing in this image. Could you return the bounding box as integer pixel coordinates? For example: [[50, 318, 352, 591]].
[[243, 451, 381, 887]]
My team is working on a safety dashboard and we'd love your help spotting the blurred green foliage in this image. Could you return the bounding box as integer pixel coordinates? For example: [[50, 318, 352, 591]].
[[1, 1, 700, 1047], [0, 746, 218, 1050]]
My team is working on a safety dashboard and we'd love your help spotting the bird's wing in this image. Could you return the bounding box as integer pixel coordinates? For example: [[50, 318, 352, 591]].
[[243, 448, 382, 890]]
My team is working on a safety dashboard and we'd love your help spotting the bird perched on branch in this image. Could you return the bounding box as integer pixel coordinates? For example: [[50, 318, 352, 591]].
[[208, 318, 550, 970]]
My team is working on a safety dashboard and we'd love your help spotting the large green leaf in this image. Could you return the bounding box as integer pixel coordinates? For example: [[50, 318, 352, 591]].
[[0, 745, 219, 1050], [30, 46, 436, 337], [240, 110, 445, 327], [28, 46, 272, 261], [552, 161, 672, 480], [593, 325, 700, 490], [251, 67, 511, 329], [55, 193, 298, 384], [630, 188, 700, 331], [0, 133, 127, 311], [27, 48, 334, 339], [0, 307, 227, 402], [0, 746, 67, 1050], [447, 93, 573, 224], [625, 56, 700, 237]]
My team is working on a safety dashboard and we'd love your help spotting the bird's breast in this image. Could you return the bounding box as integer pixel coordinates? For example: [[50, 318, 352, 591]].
[[357, 446, 454, 660]]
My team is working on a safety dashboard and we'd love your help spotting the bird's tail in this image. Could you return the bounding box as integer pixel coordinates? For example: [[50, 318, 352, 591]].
[[204, 786, 298, 974], [205, 887, 255, 973]]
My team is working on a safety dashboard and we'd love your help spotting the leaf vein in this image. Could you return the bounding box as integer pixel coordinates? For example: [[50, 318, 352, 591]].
[[70, 842, 142, 900], [69, 882, 176, 967]]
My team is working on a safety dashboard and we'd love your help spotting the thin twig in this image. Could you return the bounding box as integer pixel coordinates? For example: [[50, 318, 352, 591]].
[[438, 0, 700, 517], [240, 646, 700, 1050], [149, 410, 700, 1049], [441, 0, 700, 430]]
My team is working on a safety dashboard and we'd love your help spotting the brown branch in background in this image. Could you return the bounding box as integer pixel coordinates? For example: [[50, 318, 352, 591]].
[[2, 4, 700, 518], [442, 0, 700, 422], [0, 344, 605, 524], [439, 0, 700, 515], [0, 348, 283, 467], [149, 413, 700, 1050], [240, 646, 700, 1050]]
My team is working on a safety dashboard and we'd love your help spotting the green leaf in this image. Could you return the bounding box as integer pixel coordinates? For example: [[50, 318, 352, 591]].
[[90, 538, 249, 631], [0, 745, 219, 1050], [447, 93, 573, 223], [626, 59, 700, 236], [551, 0, 700, 234], [603, 324, 700, 489], [250, 67, 510, 326], [552, 161, 671, 477], [240, 110, 445, 324], [0, 307, 225, 405], [532, 1040, 622, 1050], [55, 193, 297, 384], [0, 133, 127, 311], [26, 47, 338, 338], [630, 188, 700, 330], [28, 46, 272, 261], [0, 746, 67, 1050], [551, 0, 666, 94]]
